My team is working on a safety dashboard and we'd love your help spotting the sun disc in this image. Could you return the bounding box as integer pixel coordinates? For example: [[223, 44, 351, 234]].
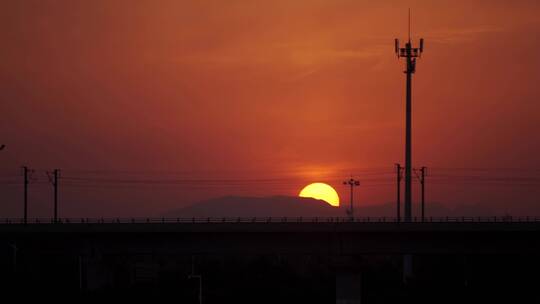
[[299, 182, 340, 207]]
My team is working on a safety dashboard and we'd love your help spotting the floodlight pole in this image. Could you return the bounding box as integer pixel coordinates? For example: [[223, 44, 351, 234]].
[[343, 178, 360, 218]]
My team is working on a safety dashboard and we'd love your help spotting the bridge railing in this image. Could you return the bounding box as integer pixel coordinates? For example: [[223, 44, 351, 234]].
[[1, 216, 540, 224]]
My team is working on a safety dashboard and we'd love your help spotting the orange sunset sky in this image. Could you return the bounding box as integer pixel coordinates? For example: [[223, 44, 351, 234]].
[[1, 0, 540, 217]]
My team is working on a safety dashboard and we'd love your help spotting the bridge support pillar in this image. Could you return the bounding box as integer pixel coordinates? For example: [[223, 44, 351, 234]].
[[84, 253, 114, 290], [403, 254, 413, 283], [336, 273, 361, 304]]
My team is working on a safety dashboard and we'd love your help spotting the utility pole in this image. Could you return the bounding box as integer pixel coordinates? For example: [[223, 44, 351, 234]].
[[22, 166, 29, 224], [421, 167, 426, 221], [47, 169, 60, 222], [414, 167, 427, 221], [395, 163, 403, 222], [343, 177, 360, 218], [395, 10, 424, 222]]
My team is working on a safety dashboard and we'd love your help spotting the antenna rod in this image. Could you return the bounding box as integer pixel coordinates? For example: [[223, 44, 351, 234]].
[[408, 8, 411, 41]]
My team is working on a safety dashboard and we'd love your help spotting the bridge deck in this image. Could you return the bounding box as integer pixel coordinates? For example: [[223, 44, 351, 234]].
[[1, 220, 540, 255], [1, 221, 540, 233]]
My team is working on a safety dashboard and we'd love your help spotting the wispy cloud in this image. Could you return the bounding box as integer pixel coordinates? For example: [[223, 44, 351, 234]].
[[425, 25, 505, 44], [173, 43, 384, 66]]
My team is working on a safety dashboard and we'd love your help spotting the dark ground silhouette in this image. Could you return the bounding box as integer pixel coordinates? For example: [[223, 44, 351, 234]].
[[1, 252, 539, 303]]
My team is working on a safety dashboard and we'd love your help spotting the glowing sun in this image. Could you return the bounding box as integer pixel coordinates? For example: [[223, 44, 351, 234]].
[[299, 182, 340, 207]]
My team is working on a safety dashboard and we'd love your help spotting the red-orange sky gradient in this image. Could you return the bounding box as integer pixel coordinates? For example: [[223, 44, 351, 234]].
[[1, 0, 540, 217]]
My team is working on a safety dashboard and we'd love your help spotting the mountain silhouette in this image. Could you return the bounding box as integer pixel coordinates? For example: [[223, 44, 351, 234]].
[[165, 195, 343, 218]]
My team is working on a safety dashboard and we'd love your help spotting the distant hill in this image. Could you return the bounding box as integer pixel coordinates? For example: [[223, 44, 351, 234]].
[[164, 195, 500, 218], [165, 195, 343, 218]]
